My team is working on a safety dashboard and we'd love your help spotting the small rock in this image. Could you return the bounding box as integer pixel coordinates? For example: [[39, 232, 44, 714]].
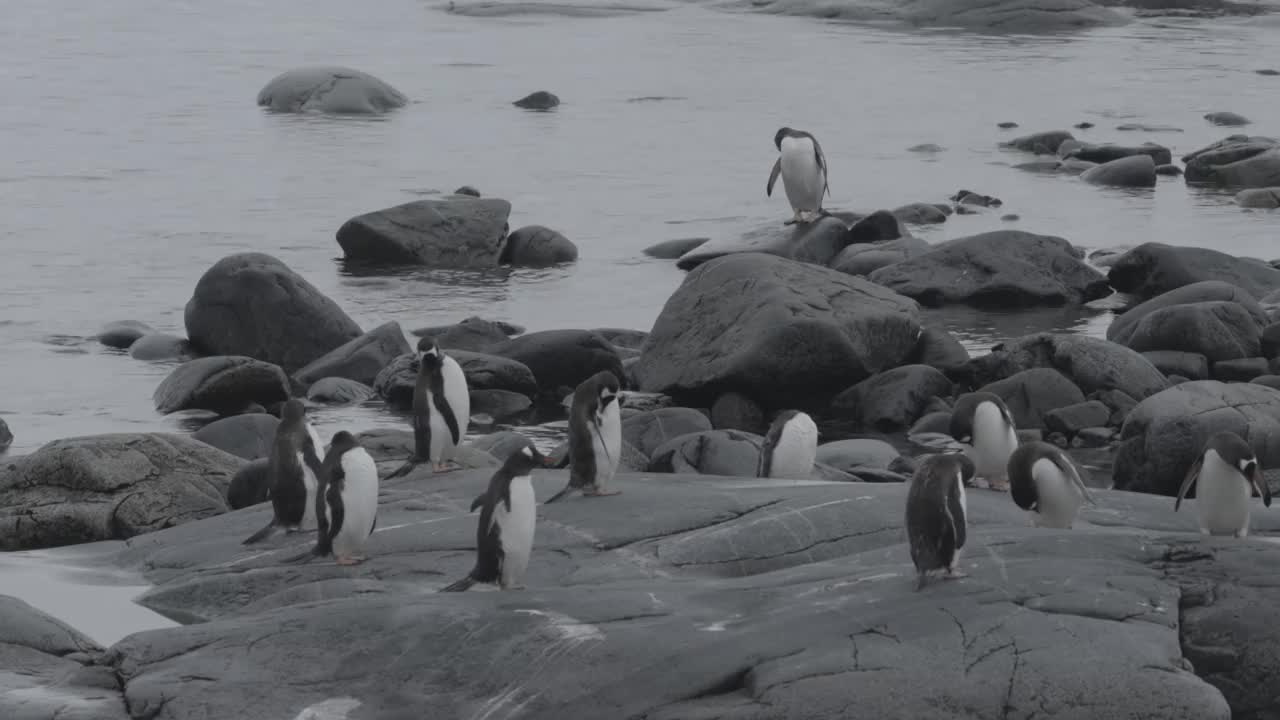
[[94, 320, 153, 350], [1204, 111, 1250, 127], [468, 389, 532, 421], [192, 413, 280, 461], [1001, 130, 1073, 155], [467, 431, 536, 464], [306, 377, 375, 405], [643, 237, 709, 259], [514, 91, 560, 110], [978, 368, 1086, 429], [153, 356, 291, 415], [648, 429, 761, 476], [1066, 142, 1172, 166], [502, 225, 579, 266], [908, 143, 944, 153], [710, 392, 765, 434], [1073, 121, 1094, 129], [831, 364, 953, 433], [1043, 400, 1112, 437], [1116, 123, 1183, 133], [1073, 427, 1115, 448], [909, 410, 951, 436], [227, 458, 270, 509], [1001, 213, 1019, 222], [1212, 357, 1269, 382], [0, 418, 11, 451], [950, 189, 1002, 207], [891, 203, 950, 225], [1155, 164, 1183, 177], [1257, 69, 1279, 76], [847, 210, 904, 243], [293, 320, 411, 388], [454, 185, 481, 197], [129, 333, 194, 362], [411, 316, 523, 349], [1080, 155, 1157, 188], [997, 121, 1019, 129]]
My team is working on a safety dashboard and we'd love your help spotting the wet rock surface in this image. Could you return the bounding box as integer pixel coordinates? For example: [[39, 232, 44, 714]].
[[152, 356, 291, 415], [336, 197, 514, 268], [256, 66, 407, 114]]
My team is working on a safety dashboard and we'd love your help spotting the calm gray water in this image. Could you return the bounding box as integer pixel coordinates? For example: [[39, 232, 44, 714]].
[[2, 0, 1279, 455]]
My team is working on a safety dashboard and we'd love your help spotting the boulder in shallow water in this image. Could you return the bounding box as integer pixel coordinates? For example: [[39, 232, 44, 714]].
[[1107, 242, 1280, 300], [1110, 301, 1263, 362], [965, 332, 1168, 400], [226, 457, 270, 510], [1183, 135, 1280, 188], [1001, 129, 1076, 154], [677, 215, 850, 270], [829, 235, 930, 276], [643, 237, 708, 259], [1106, 280, 1266, 344], [1204, 111, 1250, 127], [1065, 141, 1173, 165], [256, 66, 407, 114], [192, 413, 280, 462], [0, 419, 11, 451], [1080, 154, 1157, 188], [94, 320, 153, 349], [1235, 187, 1280, 208], [468, 388, 533, 421], [502, 224, 579, 266], [305, 376, 374, 405], [0, 433, 240, 550], [513, 90, 560, 110], [127, 332, 193, 361], [185, 253, 363, 373], [846, 210, 905, 243], [153, 356, 291, 415], [891, 202, 949, 225], [292, 320, 411, 388], [335, 197, 513, 268], [450, 350, 539, 396]]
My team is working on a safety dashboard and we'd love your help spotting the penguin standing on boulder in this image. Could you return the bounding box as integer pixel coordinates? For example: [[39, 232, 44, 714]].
[[766, 127, 831, 225], [243, 399, 326, 545], [387, 337, 470, 479], [905, 452, 975, 591], [757, 409, 819, 479], [545, 370, 623, 504], [441, 445, 550, 592], [1007, 441, 1096, 529], [1176, 431, 1272, 537], [949, 392, 1019, 491]]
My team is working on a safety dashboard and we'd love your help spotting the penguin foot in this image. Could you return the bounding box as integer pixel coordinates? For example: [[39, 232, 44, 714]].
[[584, 488, 622, 497], [335, 555, 362, 566], [433, 462, 461, 474], [943, 568, 968, 580]]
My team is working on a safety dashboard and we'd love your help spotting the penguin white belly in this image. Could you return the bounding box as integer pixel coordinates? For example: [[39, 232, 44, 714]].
[[440, 355, 470, 463], [593, 402, 623, 484], [497, 475, 536, 587], [971, 402, 1018, 481], [779, 136, 824, 215], [297, 451, 319, 531], [767, 416, 819, 479], [1196, 454, 1252, 536], [332, 449, 380, 558], [952, 479, 968, 567], [1030, 458, 1083, 529]]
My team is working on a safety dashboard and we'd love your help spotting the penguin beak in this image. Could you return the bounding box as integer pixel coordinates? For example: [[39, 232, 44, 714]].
[[1250, 463, 1271, 507]]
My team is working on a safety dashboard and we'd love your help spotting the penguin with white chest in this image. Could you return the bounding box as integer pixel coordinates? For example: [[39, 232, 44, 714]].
[[1176, 431, 1272, 537], [949, 392, 1020, 492], [440, 445, 550, 592], [766, 127, 831, 225], [545, 370, 623, 504], [387, 337, 470, 479], [905, 452, 975, 591], [243, 399, 326, 545], [758, 409, 819, 479], [1007, 441, 1096, 529], [312, 431, 380, 565]]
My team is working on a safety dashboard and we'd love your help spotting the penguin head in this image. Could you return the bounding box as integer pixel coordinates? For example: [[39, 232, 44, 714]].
[[329, 430, 360, 456], [596, 371, 621, 408], [281, 398, 307, 424], [511, 444, 552, 471], [415, 338, 443, 372], [773, 127, 793, 151]]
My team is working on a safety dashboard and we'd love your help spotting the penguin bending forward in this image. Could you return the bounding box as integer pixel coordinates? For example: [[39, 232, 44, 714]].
[[1176, 431, 1272, 537], [949, 392, 1019, 492], [766, 127, 831, 225], [905, 452, 975, 591], [545, 370, 623, 504], [387, 337, 470, 479], [1007, 441, 1096, 529], [757, 409, 818, 479], [243, 399, 326, 545], [440, 445, 550, 592]]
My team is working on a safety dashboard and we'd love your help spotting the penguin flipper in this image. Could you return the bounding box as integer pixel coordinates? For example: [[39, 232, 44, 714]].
[[766, 158, 782, 197], [242, 520, 277, 546], [440, 576, 476, 593], [470, 492, 487, 513], [937, 509, 958, 570], [1175, 456, 1203, 512], [1049, 451, 1096, 505]]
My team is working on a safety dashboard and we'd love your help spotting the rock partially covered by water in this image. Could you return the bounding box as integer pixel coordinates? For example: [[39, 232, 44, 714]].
[[1080, 154, 1157, 187], [829, 235, 931, 276], [0, 433, 241, 550], [749, 0, 1126, 31], [867, 230, 1110, 308], [1001, 129, 1076, 154], [1107, 242, 1280, 300], [95, 320, 153, 349], [634, 253, 921, 408], [128, 332, 194, 362], [0, 419, 11, 452], [1106, 281, 1266, 344], [965, 332, 1168, 400], [1204, 111, 1250, 127], [502, 225, 579, 266], [1183, 135, 1280, 188], [643, 237, 708, 259], [513, 90, 560, 109], [256, 66, 407, 114], [1235, 187, 1280, 208], [1110, 301, 1264, 362], [336, 197, 513, 269], [1065, 141, 1173, 166], [292, 320, 411, 388], [153, 356, 291, 415], [192, 413, 280, 461], [676, 215, 851, 270], [185, 253, 363, 373]]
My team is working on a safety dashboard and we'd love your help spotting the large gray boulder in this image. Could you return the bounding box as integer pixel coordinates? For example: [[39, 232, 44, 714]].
[[745, 0, 1127, 31], [184, 253, 363, 373], [867, 230, 1110, 307], [965, 332, 1168, 400], [1107, 242, 1280, 301], [0, 434, 241, 550], [411, 315, 524, 349], [191, 413, 280, 461], [676, 215, 852, 270], [1183, 135, 1280, 188], [1106, 281, 1266, 343], [1080, 154, 1157, 187], [1109, 301, 1264, 362], [830, 364, 953, 433], [485, 330, 625, 396], [634, 253, 922, 407], [829, 235, 931, 277], [152, 356, 291, 415], [1065, 141, 1173, 166], [1235, 187, 1280, 208], [256, 66, 407, 114], [292, 320, 411, 388], [335, 198, 513, 268]]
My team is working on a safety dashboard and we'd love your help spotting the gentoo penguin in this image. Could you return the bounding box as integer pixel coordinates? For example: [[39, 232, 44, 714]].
[[312, 431, 380, 565], [545, 371, 623, 504], [1175, 432, 1272, 537], [949, 392, 1020, 492], [757, 409, 819, 479], [387, 337, 470, 478], [243, 399, 326, 545], [905, 452, 976, 591], [440, 445, 550, 592], [766, 127, 831, 225], [1007, 441, 1096, 529]]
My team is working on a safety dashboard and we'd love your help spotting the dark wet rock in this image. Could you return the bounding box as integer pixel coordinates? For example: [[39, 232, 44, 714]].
[[1259, 69, 1280, 76], [978, 368, 1087, 429], [1142, 350, 1210, 381], [94, 320, 153, 349], [128, 332, 193, 362], [1114, 380, 1280, 495], [292, 320, 410, 389], [1073, 121, 1094, 129], [185, 253, 363, 373], [710, 391, 766, 433], [1156, 164, 1183, 176], [1107, 243, 1280, 300], [411, 315, 523, 349], [1212, 356, 1269, 382], [226, 457, 270, 510], [1065, 141, 1173, 166], [487, 330, 624, 396], [1235, 187, 1280, 208], [1001, 213, 1020, 221], [1204, 111, 1250, 127], [0, 433, 240, 550], [1001, 129, 1075, 154], [305, 376, 374, 405], [1080, 154, 1157, 187], [1073, 426, 1115, 447], [502, 225, 579, 266], [753, 0, 1127, 30], [449, 349, 539, 396], [513, 90, 560, 110], [891, 202, 949, 225], [0, 419, 10, 452], [831, 364, 953, 433], [1043, 400, 1112, 437], [336, 197, 514, 269], [469, 389, 533, 421], [192, 413, 280, 461], [829, 235, 931, 276], [1014, 159, 1067, 174], [256, 66, 406, 114], [909, 326, 971, 374], [1107, 281, 1266, 341], [593, 328, 648, 352], [907, 143, 944, 153], [677, 215, 851, 270], [634, 253, 921, 409], [1262, 322, 1280, 357], [998, 121, 1019, 128], [152, 356, 291, 415], [622, 407, 713, 458], [868, 230, 1109, 308], [950, 189, 1002, 208], [1116, 123, 1183, 132], [966, 332, 1168, 400], [454, 185, 481, 197], [1182, 135, 1280, 188], [644, 237, 708, 259], [1250, 374, 1280, 390], [814, 438, 901, 472], [648, 429, 762, 476], [1112, 301, 1263, 362], [846, 210, 904, 244]]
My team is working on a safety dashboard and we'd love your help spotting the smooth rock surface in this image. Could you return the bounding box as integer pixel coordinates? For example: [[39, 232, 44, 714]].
[[1108, 242, 1280, 300], [1080, 153, 1157, 187], [335, 198, 514, 268], [677, 215, 851, 270], [485, 329, 625, 396], [256, 66, 407, 114], [503, 224, 579, 265], [1183, 135, 1280, 188], [191, 413, 280, 461], [152, 356, 291, 415], [965, 332, 1169, 400], [292, 320, 411, 388]]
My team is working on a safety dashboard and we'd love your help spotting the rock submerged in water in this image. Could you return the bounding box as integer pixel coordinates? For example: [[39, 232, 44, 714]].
[[643, 237, 708, 259], [153, 356, 291, 415], [485, 329, 624, 396], [336, 197, 513, 268], [1203, 111, 1250, 127], [1080, 154, 1158, 188], [502, 224, 579, 266], [0, 418, 11, 451], [94, 319, 153, 350], [1182, 135, 1280, 188], [1235, 187, 1280, 208], [256, 66, 407, 114], [1001, 129, 1075, 155], [513, 90, 560, 110], [305, 376, 375, 405]]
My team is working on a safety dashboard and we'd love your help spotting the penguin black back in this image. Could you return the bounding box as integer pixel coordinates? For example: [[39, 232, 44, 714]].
[[561, 370, 621, 496], [243, 399, 325, 545], [948, 391, 1013, 444], [312, 430, 362, 557], [905, 452, 974, 591], [413, 337, 461, 460], [758, 409, 801, 477]]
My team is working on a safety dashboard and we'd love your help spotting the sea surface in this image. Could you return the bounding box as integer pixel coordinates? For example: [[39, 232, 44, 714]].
[[1, 0, 1278, 459]]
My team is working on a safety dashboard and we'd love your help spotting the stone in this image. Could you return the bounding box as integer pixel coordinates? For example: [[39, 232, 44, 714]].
[[1204, 111, 1250, 127], [513, 90, 560, 110], [292, 320, 411, 388], [1073, 426, 1115, 448], [676, 215, 851, 270], [1112, 301, 1263, 362], [710, 391, 766, 434], [1000, 129, 1076, 154], [191, 413, 280, 461], [305, 377, 374, 405], [633, 253, 921, 409], [374, 349, 538, 409], [593, 328, 648, 351], [909, 410, 952, 435], [335, 197, 513, 268], [1065, 142, 1172, 166], [485, 330, 624, 396], [891, 202, 949, 225], [502, 225, 579, 266], [846, 210, 905, 243], [831, 364, 953, 433], [226, 457, 270, 510], [622, 407, 713, 457], [1043, 400, 1112, 436], [1090, 387, 1138, 425], [977, 368, 1086, 429], [1142, 351, 1210, 381], [94, 320, 153, 349], [411, 316, 523, 349], [867, 230, 1109, 307], [643, 237, 708, 259], [1235, 187, 1280, 208], [1211, 357, 1269, 382], [814, 438, 901, 471], [909, 326, 970, 373], [469, 389, 533, 421], [1183, 135, 1280, 188], [951, 189, 1002, 208], [256, 66, 406, 114], [1250, 374, 1280, 391], [648, 429, 762, 476], [1080, 154, 1157, 187], [1107, 243, 1280, 300], [0, 433, 241, 550], [1156, 164, 1182, 176], [965, 333, 1168, 400], [829, 235, 931, 276], [1106, 280, 1267, 343], [128, 333, 194, 362], [454, 185, 481, 197], [152, 356, 291, 415], [184, 253, 363, 373]]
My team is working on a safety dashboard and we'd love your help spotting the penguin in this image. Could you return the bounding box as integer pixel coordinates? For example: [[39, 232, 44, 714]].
[[766, 127, 831, 225], [757, 409, 819, 479], [1175, 431, 1272, 537], [242, 399, 326, 545], [949, 392, 1020, 492], [387, 337, 470, 479], [545, 370, 623, 504], [311, 431, 380, 565], [1006, 441, 1097, 529], [905, 452, 975, 591], [440, 445, 549, 592]]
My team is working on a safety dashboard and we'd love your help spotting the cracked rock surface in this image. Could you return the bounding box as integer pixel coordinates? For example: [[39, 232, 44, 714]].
[[255, 66, 407, 114]]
